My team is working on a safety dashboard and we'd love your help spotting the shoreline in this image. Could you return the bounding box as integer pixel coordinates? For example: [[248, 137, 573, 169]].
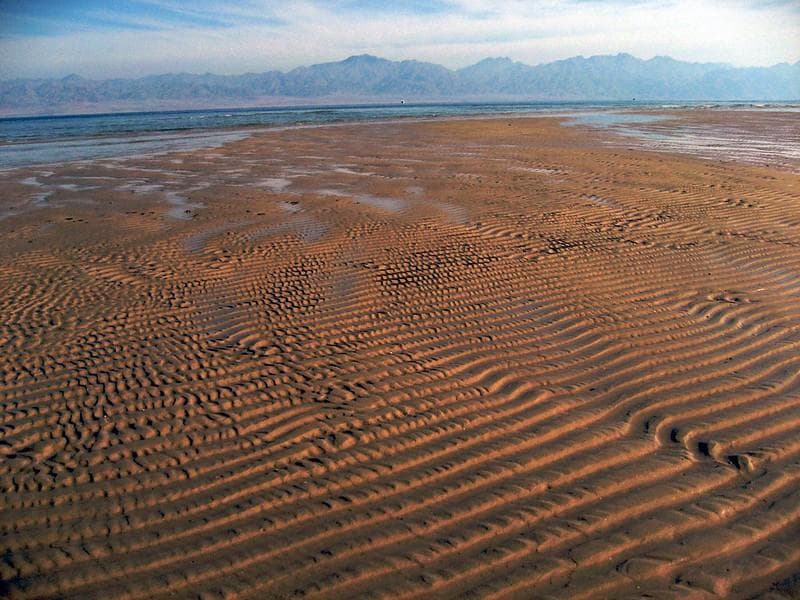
[[2, 102, 799, 170], [2, 109, 798, 179], [2, 98, 798, 122]]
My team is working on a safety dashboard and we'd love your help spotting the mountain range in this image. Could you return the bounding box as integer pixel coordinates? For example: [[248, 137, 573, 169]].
[[2, 53, 799, 116]]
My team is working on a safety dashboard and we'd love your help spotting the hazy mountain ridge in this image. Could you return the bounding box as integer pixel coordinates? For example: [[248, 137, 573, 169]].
[[2, 53, 798, 116]]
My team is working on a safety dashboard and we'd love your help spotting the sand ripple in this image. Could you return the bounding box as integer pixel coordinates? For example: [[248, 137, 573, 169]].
[[0, 113, 799, 599]]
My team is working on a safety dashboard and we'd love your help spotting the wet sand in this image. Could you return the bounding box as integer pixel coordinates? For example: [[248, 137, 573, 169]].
[[1, 112, 800, 599]]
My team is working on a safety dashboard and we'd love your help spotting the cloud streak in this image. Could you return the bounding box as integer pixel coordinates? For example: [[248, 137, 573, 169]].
[[1, 0, 798, 79]]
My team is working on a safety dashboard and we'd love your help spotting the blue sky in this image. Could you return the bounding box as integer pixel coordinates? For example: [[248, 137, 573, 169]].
[[1, 1, 799, 79]]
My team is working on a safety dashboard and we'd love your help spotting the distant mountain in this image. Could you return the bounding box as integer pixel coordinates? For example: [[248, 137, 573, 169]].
[[2, 53, 798, 116]]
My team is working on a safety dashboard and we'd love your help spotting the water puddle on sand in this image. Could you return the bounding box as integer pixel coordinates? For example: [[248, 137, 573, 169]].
[[355, 195, 405, 212], [165, 190, 203, 220], [512, 166, 566, 175], [20, 176, 45, 187], [567, 112, 668, 128], [55, 183, 100, 191], [117, 180, 205, 219], [32, 191, 53, 206], [280, 201, 302, 213], [333, 167, 375, 176], [221, 168, 252, 177], [16, 171, 100, 210], [317, 189, 406, 213], [116, 181, 162, 194], [255, 178, 292, 192]]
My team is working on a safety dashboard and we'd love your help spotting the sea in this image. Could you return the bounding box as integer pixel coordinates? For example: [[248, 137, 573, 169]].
[[0, 100, 797, 169]]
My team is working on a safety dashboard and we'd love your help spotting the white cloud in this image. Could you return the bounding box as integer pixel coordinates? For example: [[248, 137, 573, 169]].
[[1, 0, 798, 79]]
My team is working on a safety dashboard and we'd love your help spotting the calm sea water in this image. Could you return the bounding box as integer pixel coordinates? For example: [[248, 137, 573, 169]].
[[0, 101, 795, 168]]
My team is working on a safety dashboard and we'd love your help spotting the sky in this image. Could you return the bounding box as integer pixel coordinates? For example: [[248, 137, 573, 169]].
[[1, 0, 799, 79]]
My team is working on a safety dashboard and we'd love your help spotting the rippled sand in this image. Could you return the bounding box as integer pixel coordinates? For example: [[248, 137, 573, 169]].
[[1, 113, 799, 599]]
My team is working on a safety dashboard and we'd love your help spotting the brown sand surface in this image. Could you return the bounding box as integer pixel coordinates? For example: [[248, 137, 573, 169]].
[[1, 113, 799, 599]]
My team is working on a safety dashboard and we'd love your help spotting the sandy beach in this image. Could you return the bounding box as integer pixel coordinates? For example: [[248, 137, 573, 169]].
[[1, 111, 799, 599]]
